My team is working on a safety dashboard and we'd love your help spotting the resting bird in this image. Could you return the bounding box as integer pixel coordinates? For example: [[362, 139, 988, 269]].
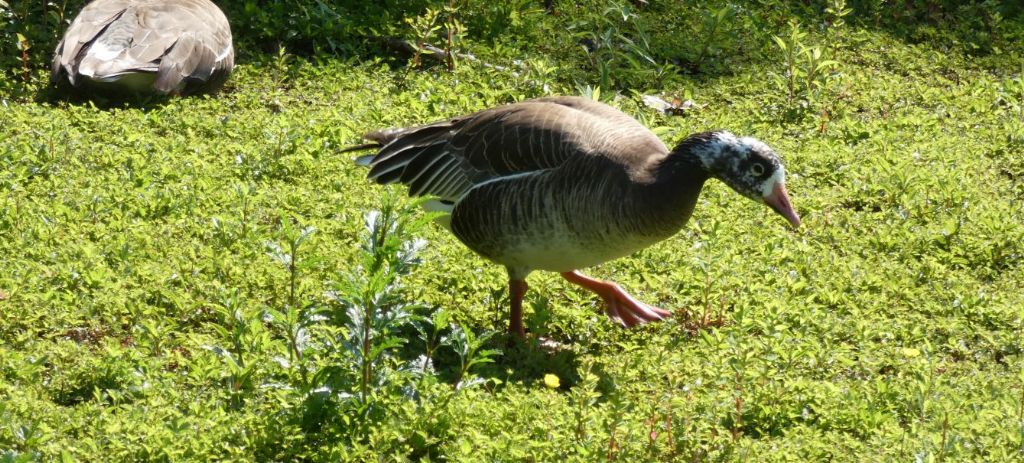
[[346, 96, 801, 338], [52, 0, 234, 97]]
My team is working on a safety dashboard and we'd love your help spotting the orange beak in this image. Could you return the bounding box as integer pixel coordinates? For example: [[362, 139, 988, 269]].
[[764, 182, 801, 228]]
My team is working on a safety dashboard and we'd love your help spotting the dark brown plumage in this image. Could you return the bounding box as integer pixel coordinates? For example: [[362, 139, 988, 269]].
[[347, 96, 801, 338], [52, 0, 234, 97]]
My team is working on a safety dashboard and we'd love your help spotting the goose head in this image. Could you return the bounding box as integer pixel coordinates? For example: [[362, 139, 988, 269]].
[[681, 131, 801, 228]]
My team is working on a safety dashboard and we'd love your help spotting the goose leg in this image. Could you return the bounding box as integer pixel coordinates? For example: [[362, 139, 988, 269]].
[[508, 279, 529, 338], [560, 271, 672, 328]]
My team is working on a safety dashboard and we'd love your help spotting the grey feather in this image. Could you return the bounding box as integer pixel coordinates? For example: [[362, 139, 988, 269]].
[[52, 0, 234, 97]]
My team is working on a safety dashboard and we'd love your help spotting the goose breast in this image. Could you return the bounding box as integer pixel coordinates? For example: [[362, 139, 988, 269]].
[[450, 154, 700, 274]]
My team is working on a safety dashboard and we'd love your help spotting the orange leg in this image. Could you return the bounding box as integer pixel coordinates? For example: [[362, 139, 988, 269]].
[[560, 271, 671, 328], [508, 279, 529, 338]]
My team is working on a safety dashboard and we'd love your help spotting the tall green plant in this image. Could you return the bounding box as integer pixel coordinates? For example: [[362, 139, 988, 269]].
[[264, 216, 319, 388], [771, 22, 839, 115], [324, 195, 434, 402], [206, 287, 272, 407], [690, 5, 737, 72], [573, 1, 675, 91]]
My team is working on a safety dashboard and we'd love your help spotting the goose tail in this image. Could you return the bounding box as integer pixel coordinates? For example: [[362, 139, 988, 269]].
[[341, 127, 412, 163], [354, 153, 376, 167], [340, 142, 382, 168], [340, 142, 381, 155]]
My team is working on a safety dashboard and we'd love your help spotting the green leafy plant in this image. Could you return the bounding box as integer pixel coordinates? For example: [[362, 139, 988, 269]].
[[772, 21, 840, 115], [569, 360, 602, 446], [263, 216, 319, 387], [572, 1, 676, 90], [826, 0, 852, 29], [405, 7, 444, 70], [688, 4, 737, 73], [442, 0, 465, 71], [322, 196, 433, 402], [444, 322, 499, 389], [206, 287, 270, 407]]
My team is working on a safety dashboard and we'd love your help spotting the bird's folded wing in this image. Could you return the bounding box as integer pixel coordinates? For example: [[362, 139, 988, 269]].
[[144, 1, 232, 92], [52, 0, 131, 82], [53, 0, 233, 92], [364, 97, 663, 202]]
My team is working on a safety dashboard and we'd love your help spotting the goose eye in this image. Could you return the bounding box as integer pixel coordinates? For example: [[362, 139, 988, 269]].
[[750, 163, 765, 177]]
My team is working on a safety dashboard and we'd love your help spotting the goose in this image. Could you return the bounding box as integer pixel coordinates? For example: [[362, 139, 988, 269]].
[[345, 96, 801, 338], [52, 0, 234, 97]]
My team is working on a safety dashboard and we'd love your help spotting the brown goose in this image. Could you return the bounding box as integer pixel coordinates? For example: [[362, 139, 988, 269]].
[[52, 0, 234, 96], [346, 96, 801, 338]]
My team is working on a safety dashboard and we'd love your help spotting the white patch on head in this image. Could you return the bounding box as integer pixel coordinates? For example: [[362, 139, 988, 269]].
[[695, 131, 738, 169], [760, 166, 786, 198], [697, 132, 786, 201], [712, 131, 738, 144], [739, 136, 773, 155]]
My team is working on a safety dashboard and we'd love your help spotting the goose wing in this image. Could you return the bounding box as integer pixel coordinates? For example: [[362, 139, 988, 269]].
[[52, 0, 134, 84], [146, 0, 234, 94], [52, 0, 234, 94], [359, 96, 668, 202]]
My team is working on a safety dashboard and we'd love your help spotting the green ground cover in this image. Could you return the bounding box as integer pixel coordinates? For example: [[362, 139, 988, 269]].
[[3, 1, 1024, 461]]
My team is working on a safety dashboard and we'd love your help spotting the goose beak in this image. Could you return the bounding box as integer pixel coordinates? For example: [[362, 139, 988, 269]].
[[764, 182, 801, 228]]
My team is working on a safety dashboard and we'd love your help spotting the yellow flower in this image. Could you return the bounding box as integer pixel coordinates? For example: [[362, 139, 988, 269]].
[[901, 347, 921, 358], [543, 373, 560, 389]]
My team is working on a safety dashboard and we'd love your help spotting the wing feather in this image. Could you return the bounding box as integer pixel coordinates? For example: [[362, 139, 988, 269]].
[[431, 168, 466, 198], [368, 140, 445, 181], [400, 143, 449, 183], [355, 97, 667, 202], [52, 0, 233, 95], [53, 0, 130, 84], [408, 157, 460, 196]]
